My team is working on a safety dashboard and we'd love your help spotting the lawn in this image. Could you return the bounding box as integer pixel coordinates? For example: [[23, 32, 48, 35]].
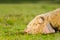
[[0, 3, 60, 40]]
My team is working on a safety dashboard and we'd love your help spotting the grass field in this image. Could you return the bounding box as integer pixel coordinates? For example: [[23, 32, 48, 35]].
[[0, 3, 60, 40]]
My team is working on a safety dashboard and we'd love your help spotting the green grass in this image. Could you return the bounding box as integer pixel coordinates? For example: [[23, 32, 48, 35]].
[[0, 3, 60, 40]]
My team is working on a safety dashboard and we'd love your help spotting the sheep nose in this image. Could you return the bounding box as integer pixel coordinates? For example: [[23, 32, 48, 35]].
[[24, 31, 27, 34], [24, 30, 30, 34]]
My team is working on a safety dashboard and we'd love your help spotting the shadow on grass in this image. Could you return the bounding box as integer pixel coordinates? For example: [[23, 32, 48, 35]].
[[18, 32, 56, 35], [4, 30, 60, 36]]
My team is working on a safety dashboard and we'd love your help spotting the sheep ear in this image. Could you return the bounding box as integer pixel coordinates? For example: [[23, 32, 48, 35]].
[[42, 23, 55, 34], [39, 17, 44, 23]]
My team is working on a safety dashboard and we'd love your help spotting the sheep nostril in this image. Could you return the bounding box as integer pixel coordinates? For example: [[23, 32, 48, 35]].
[[24, 30, 30, 34], [24, 31, 27, 34]]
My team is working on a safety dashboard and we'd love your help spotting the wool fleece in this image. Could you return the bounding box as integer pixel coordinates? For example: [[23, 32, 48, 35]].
[[24, 8, 60, 34]]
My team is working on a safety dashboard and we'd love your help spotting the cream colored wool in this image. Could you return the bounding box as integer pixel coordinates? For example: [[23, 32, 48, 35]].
[[24, 8, 60, 34]]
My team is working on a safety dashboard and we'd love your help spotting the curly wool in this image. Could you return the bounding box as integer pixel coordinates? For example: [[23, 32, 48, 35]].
[[24, 8, 60, 34]]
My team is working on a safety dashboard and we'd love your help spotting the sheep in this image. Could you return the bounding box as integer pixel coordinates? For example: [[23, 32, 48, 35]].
[[24, 8, 60, 34]]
